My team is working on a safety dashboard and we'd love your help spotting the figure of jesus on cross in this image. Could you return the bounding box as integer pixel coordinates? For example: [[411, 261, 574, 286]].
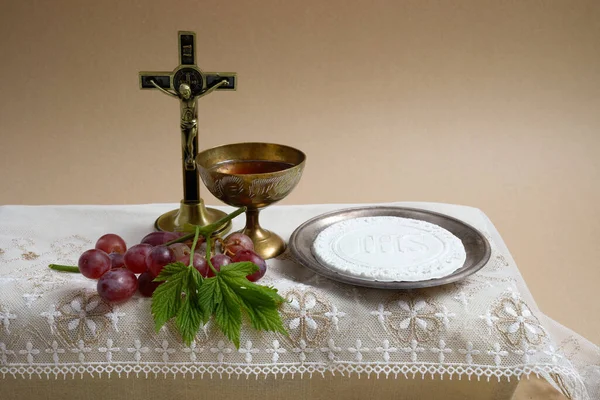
[[149, 79, 228, 170]]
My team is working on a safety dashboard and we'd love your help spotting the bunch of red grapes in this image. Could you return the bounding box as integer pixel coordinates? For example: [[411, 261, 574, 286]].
[[77, 231, 265, 303]]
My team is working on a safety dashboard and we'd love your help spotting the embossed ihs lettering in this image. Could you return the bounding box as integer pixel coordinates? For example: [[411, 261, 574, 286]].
[[359, 234, 429, 254]]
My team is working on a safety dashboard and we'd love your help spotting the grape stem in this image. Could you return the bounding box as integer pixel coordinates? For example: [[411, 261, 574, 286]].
[[49, 264, 80, 273], [188, 226, 202, 273], [164, 207, 247, 246], [205, 236, 218, 275]]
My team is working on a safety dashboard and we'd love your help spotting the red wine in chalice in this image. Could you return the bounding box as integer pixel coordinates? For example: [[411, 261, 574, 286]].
[[211, 160, 295, 175]]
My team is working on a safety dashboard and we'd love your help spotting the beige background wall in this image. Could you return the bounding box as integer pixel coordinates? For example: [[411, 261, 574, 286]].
[[1, 0, 599, 349]]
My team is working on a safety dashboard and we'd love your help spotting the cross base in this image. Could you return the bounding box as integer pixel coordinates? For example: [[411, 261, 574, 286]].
[[154, 200, 231, 236]]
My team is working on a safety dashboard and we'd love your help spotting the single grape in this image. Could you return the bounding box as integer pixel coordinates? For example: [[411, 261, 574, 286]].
[[206, 254, 231, 277], [124, 243, 153, 274], [109, 252, 125, 269], [146, 245, 176, 277], [137, 271, 162, 297], [97, 268, 138, 303], [169, 243, 191, 262], [78, 249, 111, 279], [195, 241, 209, 255], [140, 231, 179, 246], [222, 232, 254, 256], [231, 249, 267, 282], [181, 253, 210, 277], [95, 233, 127, 254]]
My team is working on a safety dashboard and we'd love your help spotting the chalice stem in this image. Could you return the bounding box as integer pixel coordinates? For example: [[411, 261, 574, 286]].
[[242, 208, 265, 239], [240, 208, 286, 259]]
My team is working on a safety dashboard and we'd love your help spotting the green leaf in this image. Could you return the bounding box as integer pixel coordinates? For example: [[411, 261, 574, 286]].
[[219, 273, 287, 334], [219, 262, 258, 277], [245, 305, 287, 334], [150, 262, 189, 332], [210, 264, 288, 347], [214, 279, 243, 348], [175, 268, 204, 346], [153, 261, 188, 282], [219, 264, 285, 304], [197, 276, 220, 323]]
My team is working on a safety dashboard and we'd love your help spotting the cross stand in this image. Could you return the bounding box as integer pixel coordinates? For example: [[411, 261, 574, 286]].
[[139, 31, 236, 234]]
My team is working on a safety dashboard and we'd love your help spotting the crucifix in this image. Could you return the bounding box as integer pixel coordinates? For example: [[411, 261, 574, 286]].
[[139, 31, 236, 234]]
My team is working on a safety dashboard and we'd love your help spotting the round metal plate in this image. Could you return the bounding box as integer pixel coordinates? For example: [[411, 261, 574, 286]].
[[289, 206, 491, 289]]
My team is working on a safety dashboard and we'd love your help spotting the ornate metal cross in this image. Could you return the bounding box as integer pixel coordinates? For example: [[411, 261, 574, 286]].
[[139, 31, 236, 233]]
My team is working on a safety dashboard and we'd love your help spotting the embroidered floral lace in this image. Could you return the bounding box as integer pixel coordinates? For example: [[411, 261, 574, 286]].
[[0, 202, 598, 399]]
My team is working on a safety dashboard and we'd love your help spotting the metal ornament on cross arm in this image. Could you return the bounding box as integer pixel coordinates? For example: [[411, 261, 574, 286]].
[[138, 31, 237, 234]]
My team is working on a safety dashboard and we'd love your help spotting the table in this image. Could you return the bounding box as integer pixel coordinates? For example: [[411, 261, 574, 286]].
[[1, 202, 598, 399]]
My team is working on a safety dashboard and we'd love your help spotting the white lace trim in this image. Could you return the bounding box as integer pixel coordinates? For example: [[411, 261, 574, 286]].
[[0, 362, 582, 383]]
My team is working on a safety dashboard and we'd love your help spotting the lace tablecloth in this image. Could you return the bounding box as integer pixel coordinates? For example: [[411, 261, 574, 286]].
[[0, 202, 598, 399]]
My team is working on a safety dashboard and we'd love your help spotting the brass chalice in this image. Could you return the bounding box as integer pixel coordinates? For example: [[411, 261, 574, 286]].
[[196, 143, 306, 259]]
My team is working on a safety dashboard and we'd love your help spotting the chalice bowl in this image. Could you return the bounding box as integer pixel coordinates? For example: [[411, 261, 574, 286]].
[[196, 142, 306, 259]]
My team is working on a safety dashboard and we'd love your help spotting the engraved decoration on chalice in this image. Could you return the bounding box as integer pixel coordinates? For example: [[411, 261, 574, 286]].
[[196, 142, 306, 259]]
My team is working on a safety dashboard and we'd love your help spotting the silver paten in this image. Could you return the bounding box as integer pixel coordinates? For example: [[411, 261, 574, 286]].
[[289, 206, 491, 289]]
